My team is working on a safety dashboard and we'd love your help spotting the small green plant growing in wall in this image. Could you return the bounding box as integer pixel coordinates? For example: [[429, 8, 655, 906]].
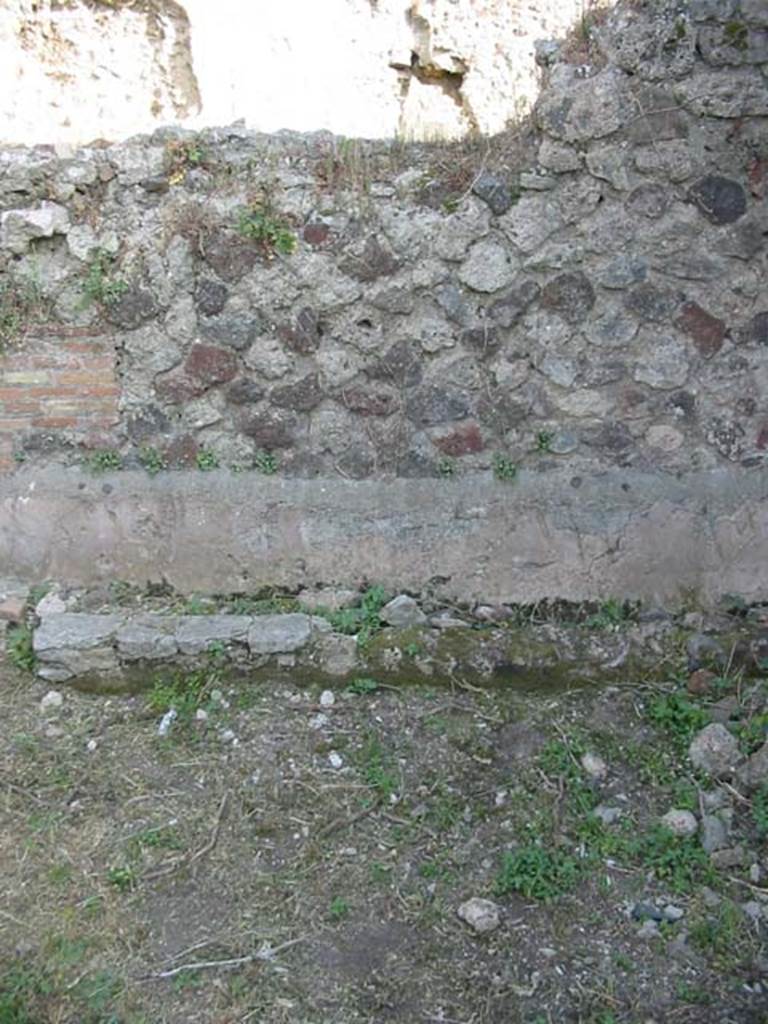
[[81, 250, 128, 307], [536, 430, 554, 453], [87, 449, 122, 474], [492, 453, 517, 482], [166, 136, 206, 184], [254, 450, 279, 475], [196, 448, 219, 471], [138, 446, 166, 476], [237, 202, 297, 257], [437, 456, 456, 478], [723, 20, 748, 50]]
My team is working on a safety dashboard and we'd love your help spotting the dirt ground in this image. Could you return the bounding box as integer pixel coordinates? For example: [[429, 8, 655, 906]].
[[1, 650, 767, 1024]]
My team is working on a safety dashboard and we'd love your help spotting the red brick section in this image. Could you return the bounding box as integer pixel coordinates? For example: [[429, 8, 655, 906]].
[[0, 333, 119, 472]]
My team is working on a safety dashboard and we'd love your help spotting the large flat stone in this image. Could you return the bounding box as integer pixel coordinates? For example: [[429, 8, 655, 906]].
[[37, 647, 119, 682], [175, 616, 252, 656], [34, 613, 123, 655], [116, 616, 180, 661], [248, 614, 313, 654]]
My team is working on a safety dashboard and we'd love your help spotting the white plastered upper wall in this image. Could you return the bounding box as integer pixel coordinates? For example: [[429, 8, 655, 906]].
[[0, 0, 591, 146]]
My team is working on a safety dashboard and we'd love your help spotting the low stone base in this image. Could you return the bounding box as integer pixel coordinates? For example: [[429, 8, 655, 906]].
[[26, 606, 768, 690]]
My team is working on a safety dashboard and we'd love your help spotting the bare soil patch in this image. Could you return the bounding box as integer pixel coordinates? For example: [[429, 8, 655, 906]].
[[1, 652, 766, 1023]]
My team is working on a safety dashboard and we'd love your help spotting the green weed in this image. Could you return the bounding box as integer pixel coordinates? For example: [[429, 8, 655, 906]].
[[195, 448, 219, 471], [676, 981, 712, 1005], [182, 593, 212, 615], [227, 594, 299, 615], [146, 667, 217, 726], [752, 784, 768, 837], [629, 826, 713, 894], [734, 711, 768, 755], [348, 677, 380, 695], [323, 585, 388, 647], [107, 864, 137, 892], [536, 430, 554, 453], [166, 137, 206, 183], [6, 624, 36, 673], [237, 204, 296, 257], [86, 449, 122, 474], [584, 598, 631, 630], [537, 739, 598, 815], [253, 450, 279, 474], [81, 250, 128, 307], [128, 824, 184, 855], [0, 962, 52, 1024], [496, 844, 582, 902], [492, 453, 517, 482], [329, 896, 350, 920], [689, 898, 753, 968], [138, 445, 166, 476], [437, 456, 456, 478], [723, 20, 748, 50], [357, 731, 398, 801], [646, 691, 710, 751]]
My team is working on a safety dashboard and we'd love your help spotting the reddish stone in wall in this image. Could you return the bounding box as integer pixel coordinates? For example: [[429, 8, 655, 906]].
[[240, 410, 297, 448], [154, 370, 200, 403], [675, 302, 726, 358], [756, 422, 768, 450], [164, 433, 199, 468], [303, 223, 330, 247], [431, 420, 485, 456], [185, 344, 238, 387]]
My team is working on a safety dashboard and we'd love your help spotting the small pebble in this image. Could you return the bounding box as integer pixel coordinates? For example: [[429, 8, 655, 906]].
[[309, 713, 328, 730], [660, 808, 698, 837], [664, 905, 685, 922], [742, 900, 763, 923], [319, 689, 335, 708], [457, 897, 501, 934], [581, 752, 607, 780], [328, 751, 343, 769], [594, 804, 622, 825], [195, 708, 209, 722], [220, 729, 236, 744], [636, 919, 660, 939], [40, 690, 64, 714], [632, 901, 664, 922], [86, 738, 98, 752]]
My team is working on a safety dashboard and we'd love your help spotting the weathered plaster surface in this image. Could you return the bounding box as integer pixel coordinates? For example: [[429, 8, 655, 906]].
[[2, 467, 766, 605]]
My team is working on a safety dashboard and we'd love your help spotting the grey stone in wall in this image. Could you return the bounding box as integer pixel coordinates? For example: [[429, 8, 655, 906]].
[[248, 614, 313, 654], [116, 617, 180, 661], [0, 203, 70, 254], [176, 615, 252, 655]]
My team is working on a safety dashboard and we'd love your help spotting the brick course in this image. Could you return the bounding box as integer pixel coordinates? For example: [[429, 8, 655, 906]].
[[0, 334, 118, 471]]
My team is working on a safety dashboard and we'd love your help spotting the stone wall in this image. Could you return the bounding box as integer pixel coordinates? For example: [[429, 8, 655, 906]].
[[0, 0, 767, 605]]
